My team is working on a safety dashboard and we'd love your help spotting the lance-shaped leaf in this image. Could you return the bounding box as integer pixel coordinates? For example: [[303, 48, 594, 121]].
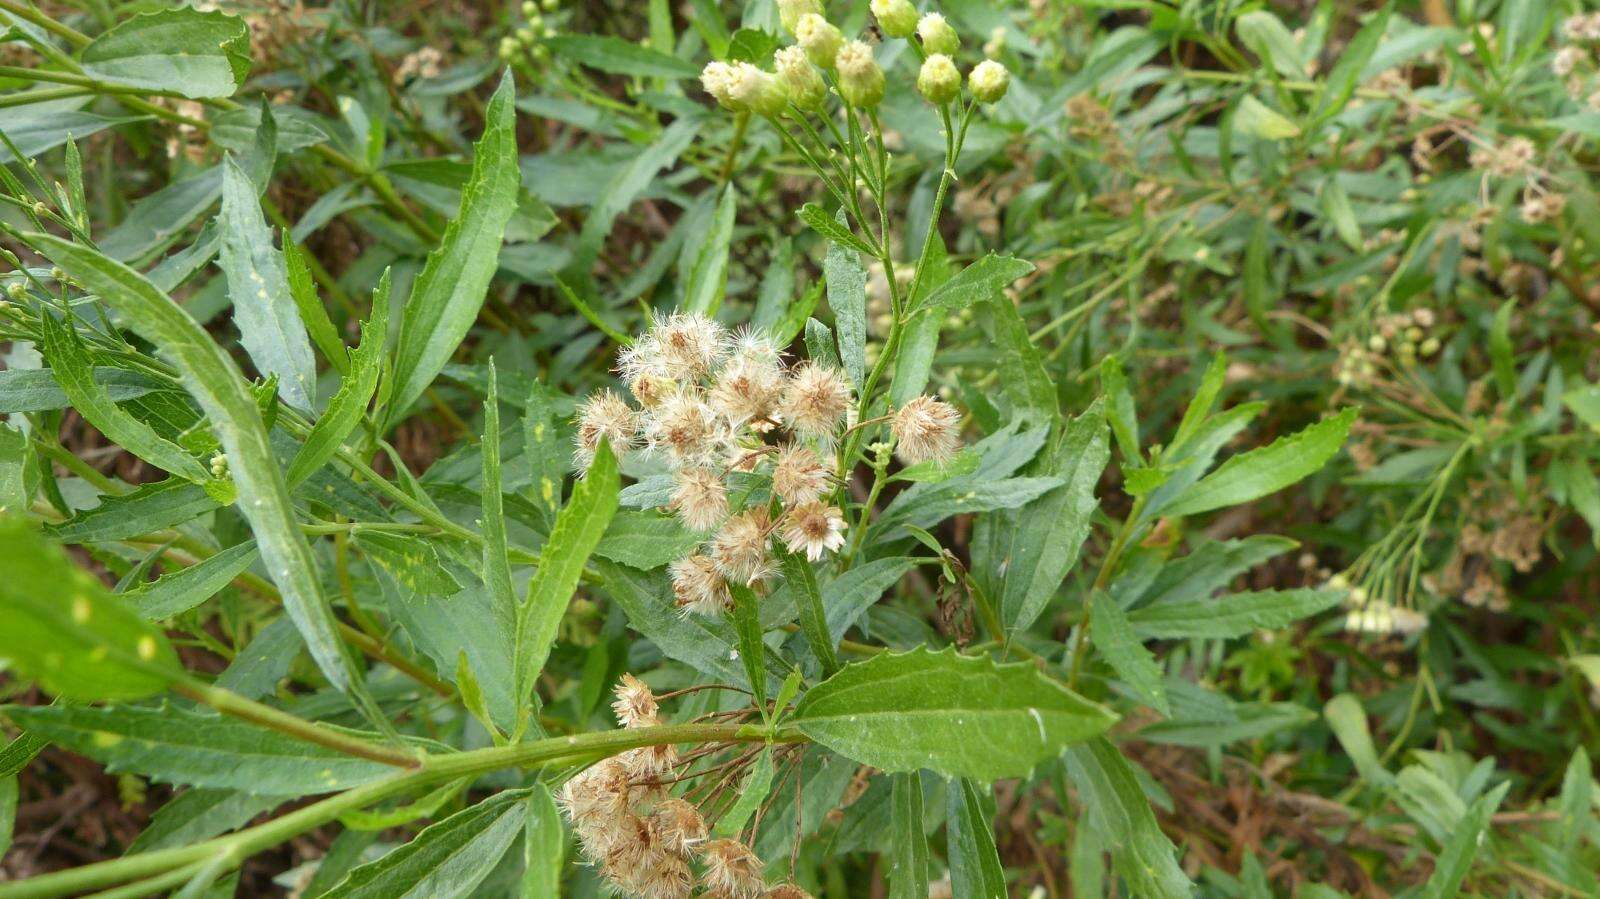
[[3, 704, 394, 796], [791, 646, 1116, 781], [387, 72, 520, 424], [80, 8, 251, 99], [916, 253, 1034, 314], [25, 233, 376, 717], [824, 208, 869, 387], [323, 789, 529, 898], [0, 517, 181, 701], [1128, 589, 1344, 639], [1090, 592, 1169, 715], [37, 314, 209, 483], [286, 270, 389, 486], [887, 772, 929, 899], [1162, 408, 1355, 517], [947, 779, 1006, 898], [1063, 738, 1193, 899], [514, 441, 619, 703]]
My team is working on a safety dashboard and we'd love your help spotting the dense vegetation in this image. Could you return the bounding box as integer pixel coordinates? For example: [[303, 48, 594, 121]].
[[1, 0, 1598, 895]]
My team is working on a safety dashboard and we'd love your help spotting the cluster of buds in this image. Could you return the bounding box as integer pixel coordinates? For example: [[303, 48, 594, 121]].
[[1520, 186, 1568, 223], [1327, 576, 1429, 637], [1335, 308, 1441, 386], [1468, 136, 1537, 179], [499, 0, 559, 63], [575, 312, 962, 618], [699, 0, 1010, 117], [559, 675, 807, 898], [393, 45, 443, 84]]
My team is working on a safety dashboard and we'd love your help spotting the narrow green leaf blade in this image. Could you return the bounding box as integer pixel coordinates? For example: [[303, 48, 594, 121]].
[[287, 270, 389, 486], [1417, 782, 1508, 899], [779, 547, 840, 677], [887, 772, 929, 899], [947, 778, 1006, 899], [80, 8, 251, 98], [1063, 738, 1194, 899], [324, 790, 530, 898], [918, 254, 1035, 314], [824, 210, 869, 388], [1128, 589, 1344, 639], [1162, 408, 1355, 517], [1090, 593, 1169, 715], [521, 785, 564, 898]]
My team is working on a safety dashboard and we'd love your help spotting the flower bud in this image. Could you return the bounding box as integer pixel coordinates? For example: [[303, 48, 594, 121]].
[[917, 13, 958, 56], [775, 46, 826, 110], [917, 53, 960, 105], [777, 0, 823, 35], [701, 60, 738, 109], [871, 0, 918, 38], [728, 61, 788, 117], [968, 58, 1010, 103], [521, 0, 537, 15], [835, 40, 885, 107], [795, 14, 843, 69], [984, 25, 1006, 58]]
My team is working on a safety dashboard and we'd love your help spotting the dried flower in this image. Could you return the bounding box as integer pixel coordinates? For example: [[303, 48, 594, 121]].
[[651, 312, 728, 378], [612, 673, 659, 728], [795, 14, 843, 69], [710, 508, 775, 585], [892, 395, 962, 464], [701, 839, 766, 898], [871, 0, 917, 39], [646, 391, 723, 468], [649, 798, 708, 856], [670, 467, 729, 532], [780, 362, 852, 439], [775, 46, 826, 110], [835, 40, 885, 107], [969, 59, 1010, 104], [771, 443, 832, 506], [917, 13, 959, 56], [670, 554, 732, 616], [767, 886, 815, 899], [575, 389, 637, 469], [1553, 45, 1585, 77], [779, 501, 847, 561], [710, 351, 785, 428], [917, 54, 961, 105]]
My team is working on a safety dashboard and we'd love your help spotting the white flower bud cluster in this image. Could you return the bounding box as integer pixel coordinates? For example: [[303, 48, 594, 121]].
[[1335, 307, 1441, 387], [574, 313, 857, 618], [1326, 575, 1429, 637]]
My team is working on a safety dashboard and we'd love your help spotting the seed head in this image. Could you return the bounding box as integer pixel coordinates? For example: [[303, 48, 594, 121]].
[[779, 502, 847, 561], [647, 391, 723, 468], [575, 389, 637, 470], [871, 0, 917, 38], [968, 59, 1010, 104], [670, 467, 729, 532], [771, 443, 832, 506], [710, 508, 775, 585], [774, 46, 827, 110], [670, 554, 732, 616], [700, 839, 766, 898], [710, 353, 785, 428], [767, 886, 815, 899], [917, 13, 959, 56], [650, 312, 728, 379], [795, 14, 844, 69], [649, 798, 708, 856], [612, 673, 659, 728], [917, 53, 961, 105], [892, 395, 962, 464], [835, 40, 885, 107], [780, 362, 853, 439]]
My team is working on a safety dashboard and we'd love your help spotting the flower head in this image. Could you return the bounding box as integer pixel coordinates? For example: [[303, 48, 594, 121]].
[[670, 554, 731, 616], [611, 673, 659, 728], [771, 443, 832, 506], [892, 395, 962, 464], [835, 40, 885, 107], [649, 798, 708, 857], [646, 391, 723, 468], [917, 54, 960, 105], [776, 0, 822, 35], [701, 61, 738, 108], [780, 362, 853, 439], [727, 62, 789, 118], [795, 14, 844, 69], [710, 351, 785, 428], [917, 13, 959, 56], [575, 389, 637, 470], [670, 467, 729, 532], [871, 0, 917, 38], [969, 59, 1010, 104], [775, 45, 826, 110], [779, 501, 847, 561], [650, 312, 727, 378], [710, 507, 775, 585], [701, 839, 766, 898]]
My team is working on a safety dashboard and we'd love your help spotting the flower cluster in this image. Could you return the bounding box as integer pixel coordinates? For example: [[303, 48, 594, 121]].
[[1334, 307, 1441, 387], [559, 675, 811, 898], [699, 0, 1010, 117]]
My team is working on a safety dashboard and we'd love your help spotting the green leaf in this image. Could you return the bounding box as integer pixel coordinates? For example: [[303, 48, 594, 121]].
[[1490, 298, 1516, 400], [1235, 94, 1301, 140], [1324, 693, 1392, 786], [1564, 383, 1600, 433], [1162, 408, 1355, 517], [126, 788, 281, 853], [1316, 6, 1391, 121], [215, 616, 302, 700], [0, 774, 15, 861], [681, 186, 737, 316], [521, 785, 564, 898], [0, 366, 164, 414], [1091, 593, 1169, 715], [545, 34, 699, 78], [0, 424, 33, 516], [1417, 782, 1508, 899], [1128, 589, 1344, 639], [1063, 738, 1194, 899], [37, 314, 209, 483], [1236, 10, 1305, 77], [80, 8, 251, 98], [792, 646, 1116, 781], [98, 166, 223, 264], [594, 510, 701, 570], [980, 295, 1056, 422], [713, 747, 775, 837], [1558, 748, 1591, 853], [287, 270, 389, 487], [48, 478, 219, 543], [323, 790, 530, 898], [387, 72, 520, 424], [0, 517, 180, 700], [282, 236, 346, 375], [947, 778, 1006, 899], [4, 704, 394, 795], [514, 440, 619, 704], [1320, 179, 1362, 250], [779, 547, 840, 677], [25, 234, 376, 717], [481, 362, 515, 625], [797, 203, 877, 257], [918, 254, 1035, 314], [355, 532, 460, 596], [572, 119, 697, 275], [1135, 536, 1298, 607], [218, 156, 316, 410], [1168, 353, 1227, 454], [887, 772, 929, 899], [825, 212, 870, 388], [0, 110, 142, 163], [728, 582, 770, 717], [1100, 356, 1140, 461], [121, 540, 260, 619]]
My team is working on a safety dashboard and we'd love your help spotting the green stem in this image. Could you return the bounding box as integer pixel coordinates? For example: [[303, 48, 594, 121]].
[[171, 678, 420, 768], [0, 0, 90, 47], [718, 112, 751, 187]]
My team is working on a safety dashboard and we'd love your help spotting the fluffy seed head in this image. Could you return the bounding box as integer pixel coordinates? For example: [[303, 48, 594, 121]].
[[670, 554, 731, 616], [795, 14, 844, 68], [771, 443, 832, 506], [612, 673, 659, 728], [701, 839, 766, 898], [835, 40, 885, 107], [917, 53, 961, 105], [917, 13, 959, 55], [710, 351, 785, 428], [575, 389, 636, 470], [627, 371, 676, 409], [780, 362, 853, 439], [779, 502, 847, 561], [892, 395, 962, 464], [871, 0, 917, 38], [650, 311, 728, 379], [670, 467, 729, 532], [768, 886, 815, 899], [647, 391, 723, 467], [776, 0, 822, 35], [968, 59, 1010, 103], [649, 798, 708, 857], [710, 508, 775, 585], [774, 46, 826, 110]]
